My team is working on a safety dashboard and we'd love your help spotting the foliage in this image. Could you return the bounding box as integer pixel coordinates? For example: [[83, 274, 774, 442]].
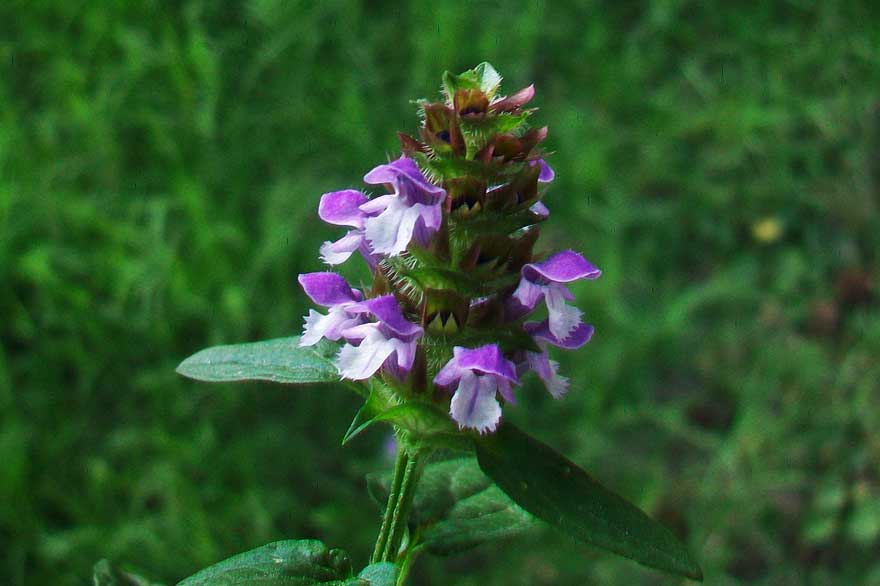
[[2, 2, 879, 585]]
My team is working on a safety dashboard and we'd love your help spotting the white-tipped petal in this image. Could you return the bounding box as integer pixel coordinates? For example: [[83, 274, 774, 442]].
[[450, 372, 502, 434], [336, 328, 396, 380], [544, 284, 583, 341]]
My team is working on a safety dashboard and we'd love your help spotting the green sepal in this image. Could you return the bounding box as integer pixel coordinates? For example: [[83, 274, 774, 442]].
[[459, 111, 531, 159], [342, 380, 465, 449], [476, 424, 704, 581], [442, 63, 502, 100]]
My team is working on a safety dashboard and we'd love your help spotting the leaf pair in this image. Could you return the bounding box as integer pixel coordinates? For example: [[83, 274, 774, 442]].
[[176, 337, 703, 580]]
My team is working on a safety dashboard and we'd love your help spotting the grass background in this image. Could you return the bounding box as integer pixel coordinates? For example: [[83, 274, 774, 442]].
[[2, 1, 880, 584]]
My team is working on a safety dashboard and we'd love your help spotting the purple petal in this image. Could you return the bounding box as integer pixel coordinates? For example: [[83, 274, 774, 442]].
[[364, 157, 445, 205], [449, 372, 502, 433], [525, 320, 595, 349], [522, 250, 601, 284], [544, 284, 584, 341], [348, 295, 423, 338], [319, 190, 368, 228], [534, 159, 555, 183], [526, 351, 569, 398], [319, 230, 364, 265], [298, 272, 361, 307], [511, 278, 544, 312], [450, 345, 519, 383], [529, 201, 550, 219]]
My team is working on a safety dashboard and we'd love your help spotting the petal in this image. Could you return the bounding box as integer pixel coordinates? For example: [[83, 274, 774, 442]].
[[364, 198, 422, 256], [319, 231, 364, 265], [531, 159, 555, 183], [300, 308, 359, 346], [359, 193, 396, 216], [336, 329, 397, 380], [544, 284, 584, 341], [525, 320, 595, 349], [450, 345, 518, 383], [364, 157, 424, 185], [512, 278, 544, 311], [297, 272, 361, 306], [434, 357, 464, 387], [318, 189, 368, 228], [347, 295, 423, 339], [522, 250, 601, 284], [526, 351, 569, 398], [529, 201, 550, 219], [450, 372, 502, 433]]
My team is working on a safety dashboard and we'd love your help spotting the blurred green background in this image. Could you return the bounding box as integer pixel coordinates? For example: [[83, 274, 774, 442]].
[[2, 1, 880, 585]]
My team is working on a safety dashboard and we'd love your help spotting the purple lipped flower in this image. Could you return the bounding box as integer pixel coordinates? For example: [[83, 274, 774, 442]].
[[317, 189, 380, 268], [434, 344, 519, 433], [297, 272, 365, 347], [512, 250, 601, 343], [336, 295, 423, 381], [522, 320, 594, 398], [361, 157, 446, 256]]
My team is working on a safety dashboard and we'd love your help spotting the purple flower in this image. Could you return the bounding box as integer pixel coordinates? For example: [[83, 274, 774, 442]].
[[434, 344, 519, 433], [336, 295, 423, 381], [512, 250, 601, 343], [317, 189, 379, 267], [522, 320, 594, 398], [297, 272, 365, 346], [361, 157, 446, 256]]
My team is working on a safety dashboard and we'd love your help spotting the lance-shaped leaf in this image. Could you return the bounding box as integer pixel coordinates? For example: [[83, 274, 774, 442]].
[[175, 540, 379, 586], [476, 424, 703, 581], [368, 458, 540, 555], [177, 337, 360, 393]]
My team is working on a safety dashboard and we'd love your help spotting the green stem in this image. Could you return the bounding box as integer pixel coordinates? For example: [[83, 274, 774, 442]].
[[371, 448, 408, 563], [382, 450, 423, 562]]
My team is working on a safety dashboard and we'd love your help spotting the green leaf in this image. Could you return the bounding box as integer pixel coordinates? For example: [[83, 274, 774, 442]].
[[177, 337, 359, 392], [176, 540, 357, 586], [355, 563, 398, 586], [94, 560, 164, 586], [368, 457, 540, 555], [476, 425, 703, 581]]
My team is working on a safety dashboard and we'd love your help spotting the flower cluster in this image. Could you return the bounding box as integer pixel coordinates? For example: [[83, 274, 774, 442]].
[[298, 63, 600, 433]]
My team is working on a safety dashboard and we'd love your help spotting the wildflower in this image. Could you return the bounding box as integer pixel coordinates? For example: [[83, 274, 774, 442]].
[[512, 250, 601, 342], [362, 157, 446, 256], [336, 295, 423, 381], [318, 189, 377, 267], [523, 320, 594, 398], [297, 272, 365, 346], [434, 345, 519, 433]]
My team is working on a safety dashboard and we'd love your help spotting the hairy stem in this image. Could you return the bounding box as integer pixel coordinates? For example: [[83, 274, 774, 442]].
[[382, 449, 424, 562], [371, 448, 408, 564]]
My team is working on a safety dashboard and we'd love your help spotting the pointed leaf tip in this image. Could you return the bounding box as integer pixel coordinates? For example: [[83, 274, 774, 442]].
[[476, 424, 703, 581]]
